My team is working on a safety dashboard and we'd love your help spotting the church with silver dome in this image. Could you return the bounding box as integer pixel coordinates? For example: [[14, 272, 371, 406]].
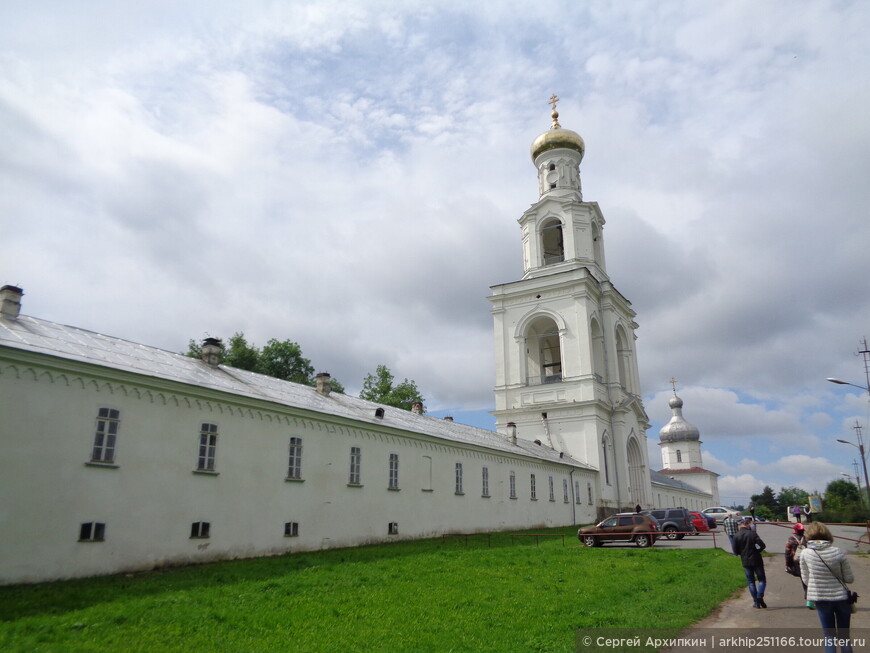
[[655, 389, 720, 505]]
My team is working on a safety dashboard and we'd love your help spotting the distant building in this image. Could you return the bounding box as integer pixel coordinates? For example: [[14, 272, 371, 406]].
[[0, 104, 713, 584], [656, 391, 720, 505]]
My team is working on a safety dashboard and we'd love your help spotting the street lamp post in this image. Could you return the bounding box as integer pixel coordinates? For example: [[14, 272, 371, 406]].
[[827, 337, 870, 508], [836, 430, 870, 508]]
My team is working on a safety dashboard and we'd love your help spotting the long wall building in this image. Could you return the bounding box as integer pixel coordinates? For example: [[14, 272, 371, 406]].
[[0, 107, 713, 584]]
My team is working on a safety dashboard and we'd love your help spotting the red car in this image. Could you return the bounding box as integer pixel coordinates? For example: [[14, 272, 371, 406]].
[[689, 512, 710, 533]]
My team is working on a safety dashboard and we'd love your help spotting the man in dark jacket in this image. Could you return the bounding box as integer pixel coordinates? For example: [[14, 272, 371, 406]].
[[733, 518, 767, 608]]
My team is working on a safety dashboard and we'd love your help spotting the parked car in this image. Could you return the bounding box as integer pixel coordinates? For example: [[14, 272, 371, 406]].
[[701, 506, 742, 524], [640, 508, 696, 540], [689, 511, 710, 533], [578, 513, 659, 548]]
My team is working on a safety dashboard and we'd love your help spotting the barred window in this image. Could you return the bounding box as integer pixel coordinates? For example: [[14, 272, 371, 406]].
[[79, 522, 105, 542], [92, 408, 120, 463], [587, 481, 594, 505], [197, 423, 218, 471], [530, 474, 537, 500], [349, 447, 362, 485], [563, 478, 569, 503], [574, 480, 581, 504], [388, 453, 399, 489], [190, 521, 210, 538], [548, 475, 555, 502], [455, 462, 464, 494], [509, 471, 517, 499], [481, 466, 490, 497], [284, 522, 299, 537], [287, 437, 303, 479]]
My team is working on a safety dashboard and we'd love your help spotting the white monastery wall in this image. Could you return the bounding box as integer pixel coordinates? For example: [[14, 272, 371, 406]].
[[0, 358, 596, 585]]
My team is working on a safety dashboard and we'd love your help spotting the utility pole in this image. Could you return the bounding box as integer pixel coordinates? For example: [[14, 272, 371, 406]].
[[854, 422, 870, 508], [828, 337, 870, 509]]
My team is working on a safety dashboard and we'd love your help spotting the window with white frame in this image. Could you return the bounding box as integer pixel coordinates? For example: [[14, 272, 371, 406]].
[[287, 437, 303, 479], [91, 408, 120, 463], [563, 478, 569, 503], [509, 471, 517, 499], [421, 455, 433, 491], [284, 522, 299, 537], [574, 480, 581, 504], [349, 447, 362, 485], [548, 475, 555, 502], [530, 473, 537, 500], [481, 466, 490, 497], [587, 481, 593, 505], [676, 449, 682, 463], [79, 522, 105, 542], [455, 462, 464, 494], [197, 423, 218, 471], [388, 522, 399, 535], [190, 521, 210, 538], [388, 453, 399, 489]]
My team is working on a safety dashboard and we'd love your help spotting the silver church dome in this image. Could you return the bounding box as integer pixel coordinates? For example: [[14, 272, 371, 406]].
[[659, 394, 701, 443]]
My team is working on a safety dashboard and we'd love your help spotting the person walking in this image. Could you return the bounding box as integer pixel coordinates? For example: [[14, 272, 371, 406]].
[[723, 513, 739, 555], [800, 522, 855, 653], [733, 518, 767, 608], [785, 522, 812, 609], [793, 504, 803, 523]]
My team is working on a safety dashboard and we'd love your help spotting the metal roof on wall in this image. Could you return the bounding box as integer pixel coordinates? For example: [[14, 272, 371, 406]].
[[0, 313, 594, 470]]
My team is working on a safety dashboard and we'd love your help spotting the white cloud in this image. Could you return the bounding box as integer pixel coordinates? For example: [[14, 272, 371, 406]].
[[2, 1, 869, 493]]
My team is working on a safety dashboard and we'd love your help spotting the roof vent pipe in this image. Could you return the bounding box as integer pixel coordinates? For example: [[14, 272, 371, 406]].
[[506, 422, 517, 445], [201, 338, 222, 367], [316, 372, 332, 396], [0, 285, 23, 319]]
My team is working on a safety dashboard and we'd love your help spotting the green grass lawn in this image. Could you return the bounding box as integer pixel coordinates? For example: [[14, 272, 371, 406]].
[[0, 528, 745, 652]]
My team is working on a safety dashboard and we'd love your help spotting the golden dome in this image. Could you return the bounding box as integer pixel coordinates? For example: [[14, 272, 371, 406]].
[[530, 127, 585, 162]]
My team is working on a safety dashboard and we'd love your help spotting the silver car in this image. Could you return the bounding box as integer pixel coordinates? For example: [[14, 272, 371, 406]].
[[701, 506, 742, 524]]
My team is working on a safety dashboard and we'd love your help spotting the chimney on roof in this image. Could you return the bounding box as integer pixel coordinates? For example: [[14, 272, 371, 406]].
[[0, 285, 23, 319], [443, 416, 453, 422], [506, 422, 517, 445], [201, 337, 222, 367], [316, 372, 332, 396], [411, 401, 424, 415]]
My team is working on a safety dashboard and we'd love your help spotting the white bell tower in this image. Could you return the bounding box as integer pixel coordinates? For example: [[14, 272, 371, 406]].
[[489, 97, 652, 515]]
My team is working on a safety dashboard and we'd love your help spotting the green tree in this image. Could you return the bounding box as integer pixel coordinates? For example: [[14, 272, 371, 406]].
[[223, 332, 261, 372], [777, 486, 809, 518], [823, 479, 862, 512], [260, 339, 315, 385], [750, 486, 778, 515], [185, 333, 343, 392], [359, 364, 425, 411]]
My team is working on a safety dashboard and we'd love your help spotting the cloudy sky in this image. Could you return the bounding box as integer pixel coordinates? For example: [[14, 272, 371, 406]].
[[3, 1, 869, 507]]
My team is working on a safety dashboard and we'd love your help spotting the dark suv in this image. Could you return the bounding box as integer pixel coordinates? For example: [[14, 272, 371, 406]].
[[578, 513, 659, 548], [641, 508, 696, 540]]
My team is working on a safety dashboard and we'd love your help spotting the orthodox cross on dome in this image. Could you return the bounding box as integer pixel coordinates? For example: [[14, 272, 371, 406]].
[[548, 93, 561, 129], [670, 377, 678, 394]]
